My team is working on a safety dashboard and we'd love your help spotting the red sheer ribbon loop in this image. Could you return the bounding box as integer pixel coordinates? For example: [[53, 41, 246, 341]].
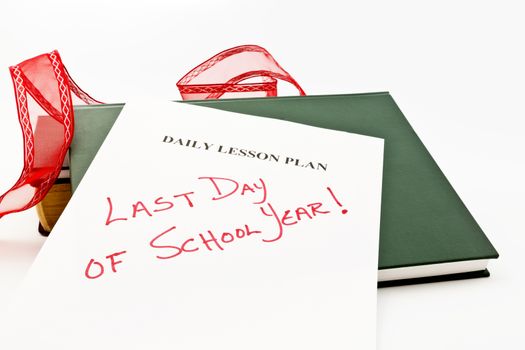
[[0, 50, 101, 218], [177, 45, 305, 100], [1, 45, 302, 219]]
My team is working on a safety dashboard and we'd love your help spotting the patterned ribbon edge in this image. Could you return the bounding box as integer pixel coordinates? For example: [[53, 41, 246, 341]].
[[0, 45, 304, 219], [0, 50, 101, 218], [177, 44, 305, 99]]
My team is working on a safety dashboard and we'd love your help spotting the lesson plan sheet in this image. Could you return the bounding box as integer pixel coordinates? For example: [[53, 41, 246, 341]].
[[2, 100, 384, 350]]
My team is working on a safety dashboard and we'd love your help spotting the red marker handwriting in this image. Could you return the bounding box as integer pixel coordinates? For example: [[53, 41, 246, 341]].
[[105, 192, 195, 226], [198, 176, 267, 204], [150, 226, 199, 259], [326, 187, 348, 214], [92, 178, 351, 279], [84, 250, 127, 279], [260, 202, 331, 242], [149, 224, 262, 259]]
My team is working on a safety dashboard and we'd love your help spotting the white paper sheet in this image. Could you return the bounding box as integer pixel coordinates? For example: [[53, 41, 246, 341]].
[[2, 100, 384, 350]]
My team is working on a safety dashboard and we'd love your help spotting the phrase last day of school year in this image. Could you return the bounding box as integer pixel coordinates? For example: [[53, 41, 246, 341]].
[[84, 175, 350, 280]]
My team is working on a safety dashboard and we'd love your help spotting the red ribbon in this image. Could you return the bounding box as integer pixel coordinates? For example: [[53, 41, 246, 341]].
[[0, 45, 304, 219], [0, 51, 101, 218], [177, 45, 305, 100]]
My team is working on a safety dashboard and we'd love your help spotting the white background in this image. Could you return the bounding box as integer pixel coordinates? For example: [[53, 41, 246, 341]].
[[0, 1, 523, 349]]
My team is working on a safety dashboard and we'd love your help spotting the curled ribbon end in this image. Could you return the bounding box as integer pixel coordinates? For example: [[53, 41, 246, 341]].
[[0, 50, 101, 218], [1, 45, 303, 220]]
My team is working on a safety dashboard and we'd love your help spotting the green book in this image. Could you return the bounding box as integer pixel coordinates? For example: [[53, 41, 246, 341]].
[[70, 93, 498, 286]]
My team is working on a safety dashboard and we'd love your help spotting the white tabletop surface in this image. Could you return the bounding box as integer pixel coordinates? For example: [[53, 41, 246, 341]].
[[1, 1, 524, 349]]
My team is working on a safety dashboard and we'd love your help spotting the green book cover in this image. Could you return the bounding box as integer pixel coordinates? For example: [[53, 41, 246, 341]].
[[70, 93, 498, 284]]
